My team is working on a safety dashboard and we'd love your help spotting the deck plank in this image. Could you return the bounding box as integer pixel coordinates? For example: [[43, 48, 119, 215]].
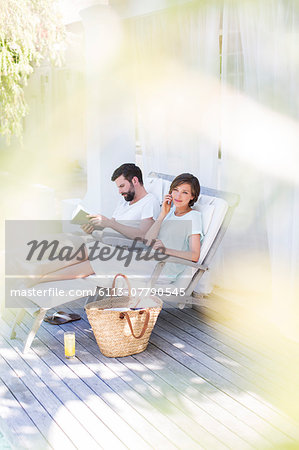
[[0, 333, 106, 449], [180, 302, 299, 374], [33, 317, 217, 449], [132, 345, 272, 449], [163, 305, 299, 394], [192, 295, 299, 363], [17, 311, 198, 450], [150, 331, 297, 443], [0, 350, 76, 450], [3, 313, 172, 450], [2, 315, 159, 450], [159, 309, 292, 391], [0, 322, 130, 450], [65, 305, 297, 447], [0, 375, 49, 450], [70, 304, 299, 440], [2, 298, 298, 450], [156, 315, 298, 432], [64, 310, 254, 449], [146, 340, 296, 447], [165, 303, 299, 416], [155, 316, 291, 410], [157, 315, 279, 393], [163, 305, 283, 372]]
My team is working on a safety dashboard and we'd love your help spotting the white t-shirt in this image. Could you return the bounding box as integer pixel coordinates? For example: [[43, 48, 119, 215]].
[[112, 193, 160, 221]]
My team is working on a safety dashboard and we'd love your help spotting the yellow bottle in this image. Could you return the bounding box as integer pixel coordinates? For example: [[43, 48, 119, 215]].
[[64, 331, 75, 358]]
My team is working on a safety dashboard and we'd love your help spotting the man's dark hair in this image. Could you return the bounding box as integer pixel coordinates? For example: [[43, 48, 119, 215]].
[[169, 173, 200, 207], [111, 163, 143, 185]]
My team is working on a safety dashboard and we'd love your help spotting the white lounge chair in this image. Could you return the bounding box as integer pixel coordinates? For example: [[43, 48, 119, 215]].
[[9, 171, 239, 352]]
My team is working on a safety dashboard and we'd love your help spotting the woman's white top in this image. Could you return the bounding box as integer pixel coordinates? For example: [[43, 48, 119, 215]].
[[157, 208, 203, 278], [159, 208, 203, 249]]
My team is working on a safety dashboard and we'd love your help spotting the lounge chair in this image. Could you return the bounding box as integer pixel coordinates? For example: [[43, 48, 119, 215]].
[[9, 171, 239, 352]]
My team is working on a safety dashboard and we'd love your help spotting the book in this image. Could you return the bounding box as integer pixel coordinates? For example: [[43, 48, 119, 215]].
[[70, 206, 90, 225]]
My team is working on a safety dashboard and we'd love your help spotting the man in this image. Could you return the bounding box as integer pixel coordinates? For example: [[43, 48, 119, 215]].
[[82, 163, 160, 240]]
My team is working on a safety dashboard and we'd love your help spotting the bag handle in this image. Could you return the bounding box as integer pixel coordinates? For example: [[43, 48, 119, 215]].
[[111, 273, 132, 298], [120, 310, 150, 339]]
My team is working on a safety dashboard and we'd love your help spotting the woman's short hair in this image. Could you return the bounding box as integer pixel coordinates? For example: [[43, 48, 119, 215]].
[[169, 173, 200, 207]]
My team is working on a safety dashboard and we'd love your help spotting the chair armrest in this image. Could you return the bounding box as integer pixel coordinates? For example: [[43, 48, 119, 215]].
[[149, 256, 208, 288], [161, 255, 208, 271]]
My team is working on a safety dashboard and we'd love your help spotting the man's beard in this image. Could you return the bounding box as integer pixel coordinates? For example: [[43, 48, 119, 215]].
[[122, 183, 135, 202]]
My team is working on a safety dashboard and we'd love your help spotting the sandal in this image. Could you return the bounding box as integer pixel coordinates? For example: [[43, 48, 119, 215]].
[[44, 311, 81, 325]]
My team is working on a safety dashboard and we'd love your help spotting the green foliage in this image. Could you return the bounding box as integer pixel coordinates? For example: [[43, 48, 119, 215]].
[[0, 0, 66, 142]]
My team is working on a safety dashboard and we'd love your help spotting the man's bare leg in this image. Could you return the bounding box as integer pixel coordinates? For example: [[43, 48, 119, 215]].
[[24, 245, 89, 286], [38, 260, 95, 283]]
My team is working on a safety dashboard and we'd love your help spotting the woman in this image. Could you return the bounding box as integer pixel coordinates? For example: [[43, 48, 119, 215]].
[[36, 173, 203, 285]]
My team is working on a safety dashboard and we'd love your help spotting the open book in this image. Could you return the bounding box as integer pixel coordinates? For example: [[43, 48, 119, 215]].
[[70, 205, 90, 225], [70, 205, 105, 230]]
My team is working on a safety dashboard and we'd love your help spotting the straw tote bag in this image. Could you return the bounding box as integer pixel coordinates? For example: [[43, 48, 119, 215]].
[[85, 273, 163, 357]]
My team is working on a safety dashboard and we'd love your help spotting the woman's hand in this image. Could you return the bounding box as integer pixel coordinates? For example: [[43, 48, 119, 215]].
[[152, 239, 167, 252], [144, 197, 171, 244], [160, 194, 172, 218]]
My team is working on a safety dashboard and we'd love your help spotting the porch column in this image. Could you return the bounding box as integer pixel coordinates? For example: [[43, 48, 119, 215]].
[[79, 1, 135, 216]]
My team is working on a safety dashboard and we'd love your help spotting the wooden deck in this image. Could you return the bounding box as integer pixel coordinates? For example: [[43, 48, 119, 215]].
[[1, 294, 299, 449]]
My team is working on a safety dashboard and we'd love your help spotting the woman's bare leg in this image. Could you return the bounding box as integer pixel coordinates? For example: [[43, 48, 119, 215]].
[[38, 260, 95, 283]]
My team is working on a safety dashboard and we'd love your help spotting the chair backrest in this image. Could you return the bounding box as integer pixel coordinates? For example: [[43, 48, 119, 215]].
[[145, 172, 240, 267]]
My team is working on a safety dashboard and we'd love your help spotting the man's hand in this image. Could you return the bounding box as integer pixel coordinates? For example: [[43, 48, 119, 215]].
[[81, 223, 94, 234], [87, 214, 111, 229]]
